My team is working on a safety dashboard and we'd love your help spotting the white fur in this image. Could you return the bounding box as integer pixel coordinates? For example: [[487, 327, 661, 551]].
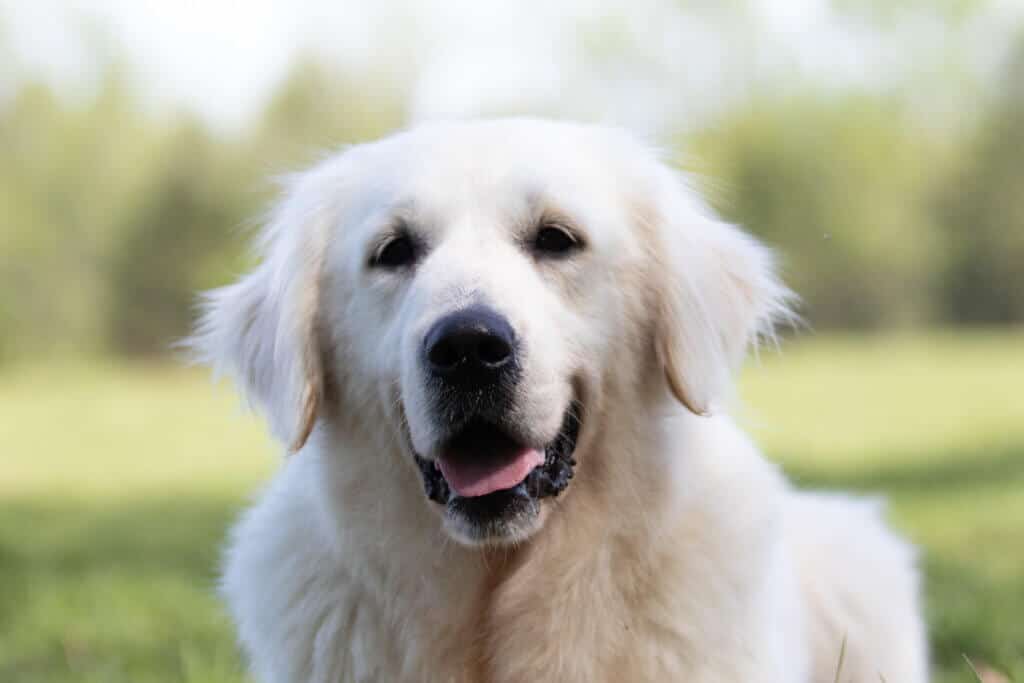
[[192, 119, 928, 682]]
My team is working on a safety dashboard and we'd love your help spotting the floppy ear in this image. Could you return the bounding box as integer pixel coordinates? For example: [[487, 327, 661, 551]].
[[188, 173, 335, 453], [652, 173, 795, 416]]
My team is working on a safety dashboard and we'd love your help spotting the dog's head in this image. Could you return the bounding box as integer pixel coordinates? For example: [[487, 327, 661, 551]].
[[191, 119, 792, 546]]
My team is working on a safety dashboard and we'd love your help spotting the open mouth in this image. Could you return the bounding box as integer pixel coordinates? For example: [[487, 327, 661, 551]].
[[414, 404, 581, 509]]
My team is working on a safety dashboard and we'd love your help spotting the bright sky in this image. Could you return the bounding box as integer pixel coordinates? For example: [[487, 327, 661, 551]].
[[2, 0, 1021, 137]]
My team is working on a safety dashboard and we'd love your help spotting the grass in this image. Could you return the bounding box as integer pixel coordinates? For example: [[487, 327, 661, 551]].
[[1, 330, 1021, 682]]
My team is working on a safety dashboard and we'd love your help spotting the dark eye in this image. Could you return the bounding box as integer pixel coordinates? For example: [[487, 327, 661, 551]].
[[533, 225, 580, 257], [371, 234, 417, 269]]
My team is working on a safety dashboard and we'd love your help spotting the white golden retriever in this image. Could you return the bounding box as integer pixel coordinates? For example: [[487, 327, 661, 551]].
[[192, 119, 928, 682]]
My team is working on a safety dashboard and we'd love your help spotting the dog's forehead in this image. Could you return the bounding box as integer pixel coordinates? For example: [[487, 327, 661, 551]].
[[360, 122, 642, 235]]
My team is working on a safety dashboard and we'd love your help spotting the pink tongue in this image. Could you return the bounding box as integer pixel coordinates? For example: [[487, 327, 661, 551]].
[[438, 448, 544, 498]]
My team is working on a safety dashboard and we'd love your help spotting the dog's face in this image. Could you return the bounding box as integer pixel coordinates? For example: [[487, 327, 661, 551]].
[[331, 124, 648, 544], [193, 119, 790, 546]]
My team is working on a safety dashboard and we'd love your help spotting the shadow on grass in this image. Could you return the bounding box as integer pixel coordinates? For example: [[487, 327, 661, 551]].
[[782, 440, 1024, 494], [0, 496, 244, 579], [0, 495, 250, 683], [925, 556, 1024, 682]]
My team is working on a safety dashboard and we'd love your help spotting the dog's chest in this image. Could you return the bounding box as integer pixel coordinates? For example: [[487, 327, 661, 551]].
[[268, 505, 775, 682], [472, 552, 691, 682], [331, 539, 680, 682], [319, 551, 671, 682]]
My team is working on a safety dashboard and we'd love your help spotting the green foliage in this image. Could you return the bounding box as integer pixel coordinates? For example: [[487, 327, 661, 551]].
[[106, 124, 252, 354], [255, 58, 405, 168], [935, 43, 1024, 324], [0, 73, 162, 359], [0, 59, 404, 360], [2, 31, 1024, 361], [691, 93, 948, 328]]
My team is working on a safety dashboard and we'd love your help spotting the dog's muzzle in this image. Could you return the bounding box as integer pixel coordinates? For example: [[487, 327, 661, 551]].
[[411, 305, 582, 541]]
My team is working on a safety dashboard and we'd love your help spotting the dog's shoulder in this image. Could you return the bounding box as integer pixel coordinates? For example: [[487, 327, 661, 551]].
[[221, 454, 378, 682]]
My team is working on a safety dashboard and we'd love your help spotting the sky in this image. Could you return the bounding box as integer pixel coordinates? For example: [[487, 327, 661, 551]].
[[2, 0, 1022, 137]]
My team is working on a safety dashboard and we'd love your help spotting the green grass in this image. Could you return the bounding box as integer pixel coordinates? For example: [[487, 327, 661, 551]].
[[0, 362, 274, 683], [1, 331, 1022, 682]]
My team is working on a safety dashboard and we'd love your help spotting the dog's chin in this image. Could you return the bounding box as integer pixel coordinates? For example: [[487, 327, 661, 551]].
[[443, 488, 545, 546], [412, 404, 581, 547]]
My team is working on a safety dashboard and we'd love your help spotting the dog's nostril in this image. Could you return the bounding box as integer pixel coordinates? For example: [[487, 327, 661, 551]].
[[478, 336, 512, 367], [427, 337, 463, 371]]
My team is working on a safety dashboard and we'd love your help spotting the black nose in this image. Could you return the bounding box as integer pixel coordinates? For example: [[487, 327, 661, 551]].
[[423, 306, 516, 385]]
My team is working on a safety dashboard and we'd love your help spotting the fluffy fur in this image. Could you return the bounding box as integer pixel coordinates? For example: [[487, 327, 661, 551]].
[[191, 119, 928, 682]]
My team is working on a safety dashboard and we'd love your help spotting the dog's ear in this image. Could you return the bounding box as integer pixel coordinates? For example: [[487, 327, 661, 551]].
[[188, 171, 336, 453], [652, 171, 795, 416]]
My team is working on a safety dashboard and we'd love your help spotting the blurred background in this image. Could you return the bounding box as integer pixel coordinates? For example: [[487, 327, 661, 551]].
[[1, 1, 1022, 681]]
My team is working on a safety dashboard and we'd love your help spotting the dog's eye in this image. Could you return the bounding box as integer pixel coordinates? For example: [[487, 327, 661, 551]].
[[371, 234, 417, 269], [533, 225, 581, 257]]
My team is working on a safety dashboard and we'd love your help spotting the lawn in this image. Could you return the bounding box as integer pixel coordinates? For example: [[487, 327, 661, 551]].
[[1, 330, 1021, 682]]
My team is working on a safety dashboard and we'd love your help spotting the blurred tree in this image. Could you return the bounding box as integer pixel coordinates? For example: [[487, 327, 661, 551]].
[[690, 94, 947, 328], [0, 51, 410, 360], [935, 40, 1024, 323], [3, 12, 1023, 364], [104, 58, 408, 356], [254, 58, 406, 168], [105, 122, 250, 355], [0, 70, 160, 359]]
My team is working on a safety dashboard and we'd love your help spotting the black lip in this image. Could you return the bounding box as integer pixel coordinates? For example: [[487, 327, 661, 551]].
[[414, 403, 581, 508]]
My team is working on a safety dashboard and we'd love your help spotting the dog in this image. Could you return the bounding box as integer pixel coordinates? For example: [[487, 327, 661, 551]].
[[191, 118, 928, 682]]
